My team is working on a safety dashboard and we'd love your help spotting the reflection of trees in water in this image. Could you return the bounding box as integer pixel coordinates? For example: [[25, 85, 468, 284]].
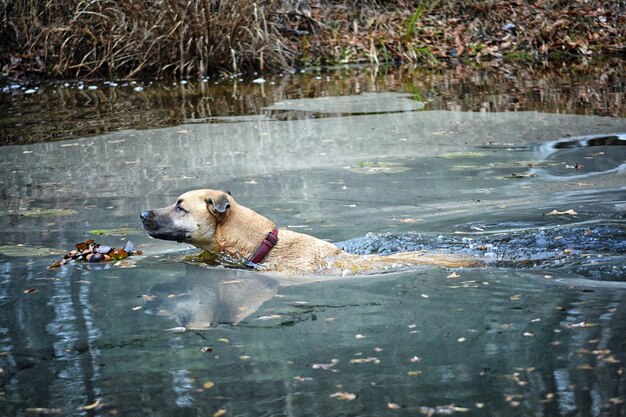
[[1, 257, 625, 415], [2, 60, 624, 145], [0, 265, 100, 414], [491, 289, 626, 416]]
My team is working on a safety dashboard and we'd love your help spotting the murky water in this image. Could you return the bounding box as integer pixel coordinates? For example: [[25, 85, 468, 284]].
[[1, 70, 626, 416], [2, 61, 624, 145]]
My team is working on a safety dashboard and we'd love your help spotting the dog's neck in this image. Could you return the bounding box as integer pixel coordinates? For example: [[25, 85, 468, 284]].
[[214, 202, 276, 260]]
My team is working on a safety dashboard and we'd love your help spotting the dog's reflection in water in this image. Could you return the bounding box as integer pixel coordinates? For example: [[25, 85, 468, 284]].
[[143, 269, 280, 329]]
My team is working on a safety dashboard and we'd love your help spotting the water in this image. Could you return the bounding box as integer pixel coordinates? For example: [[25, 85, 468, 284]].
[[2, 62, 624, 145], [1, 69, 626, 416]]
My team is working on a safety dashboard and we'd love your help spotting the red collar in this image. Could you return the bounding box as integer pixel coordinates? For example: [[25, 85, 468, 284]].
[[247, 228, 279, 266]]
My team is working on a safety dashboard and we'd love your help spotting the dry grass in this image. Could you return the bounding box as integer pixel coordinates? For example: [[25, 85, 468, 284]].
[[1, 0, 624, 80], [1, 0, 295, 79]]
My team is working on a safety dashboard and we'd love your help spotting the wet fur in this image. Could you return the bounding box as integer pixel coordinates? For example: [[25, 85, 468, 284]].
[[141, 189, 483, 275]]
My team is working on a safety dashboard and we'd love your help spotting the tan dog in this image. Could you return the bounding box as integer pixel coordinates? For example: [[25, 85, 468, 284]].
[[141, 189, 483, 275]]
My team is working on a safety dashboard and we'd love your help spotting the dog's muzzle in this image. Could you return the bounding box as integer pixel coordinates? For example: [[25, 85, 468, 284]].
[[140, 210, 157, 230], [140, 209, 188, 242]]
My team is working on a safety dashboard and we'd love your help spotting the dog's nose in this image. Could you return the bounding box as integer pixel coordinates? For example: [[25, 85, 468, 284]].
[[140, 211, 152, 221]]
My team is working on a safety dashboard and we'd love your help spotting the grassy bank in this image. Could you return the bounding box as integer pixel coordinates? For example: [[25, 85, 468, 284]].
[[1, 0, 624, 80]]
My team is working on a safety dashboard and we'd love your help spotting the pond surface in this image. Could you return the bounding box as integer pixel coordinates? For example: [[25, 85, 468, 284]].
[[1, 67, 626, 417], [2, 61, 624, 145]]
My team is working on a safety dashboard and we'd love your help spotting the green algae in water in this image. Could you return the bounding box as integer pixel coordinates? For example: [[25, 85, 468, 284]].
[[346, 161, 411, 175], [437, 151, 487, 159], [88, 227, 142, 236], [19, 208, 78, 217], [451, 160, 559, 171], [0, 244, 64, 257]]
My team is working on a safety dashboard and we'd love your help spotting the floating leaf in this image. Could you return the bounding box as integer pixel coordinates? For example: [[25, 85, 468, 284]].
[[330, 392, 357, 401], [123, 241, 134, 252], [165, 327, 187, 333], [504, 172, 537, 179], [25, 408, 63, 414], [23, 288, 37, 294], [50, 238, 140, 267], [203, 381, 215, 389], [110, 249, 129, 260], [350, 357, 380, 364], [96, 246, 112, 254], [255, 315, 282, 320], [546, 209, 578, 216], [48, 260, 63, 269], [312, 359, 339, 370], [77, 399, 102, 411], [213, 409, 226, 417], [564, 321, 597, 328], [420, 404, 470, 415]]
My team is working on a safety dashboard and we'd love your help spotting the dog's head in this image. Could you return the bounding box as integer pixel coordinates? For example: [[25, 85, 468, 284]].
[[140, 189, 233, 249]]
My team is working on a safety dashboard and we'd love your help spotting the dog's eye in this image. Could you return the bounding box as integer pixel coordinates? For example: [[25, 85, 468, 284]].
[[175, 204, 187, 213]]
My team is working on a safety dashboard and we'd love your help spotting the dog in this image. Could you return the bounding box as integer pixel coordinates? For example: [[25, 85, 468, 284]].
[[140, 189, 483, 275]]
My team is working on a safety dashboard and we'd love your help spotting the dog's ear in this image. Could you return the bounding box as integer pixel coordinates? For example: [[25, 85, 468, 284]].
[[206, 193, 231, 218]]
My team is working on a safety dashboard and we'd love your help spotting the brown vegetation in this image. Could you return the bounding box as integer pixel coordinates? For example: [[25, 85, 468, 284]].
[[1, 0, 290, 79], [1, 0, 624, 80]]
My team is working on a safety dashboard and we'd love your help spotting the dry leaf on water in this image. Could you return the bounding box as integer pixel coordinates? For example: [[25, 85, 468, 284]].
[[330, 392, 357, 401], [49, 239, 141, 268], [546, 209, 577, 216], [26, 408, 63, 414], [350, 357, 380, 364], [77, 399, 102, 411]]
